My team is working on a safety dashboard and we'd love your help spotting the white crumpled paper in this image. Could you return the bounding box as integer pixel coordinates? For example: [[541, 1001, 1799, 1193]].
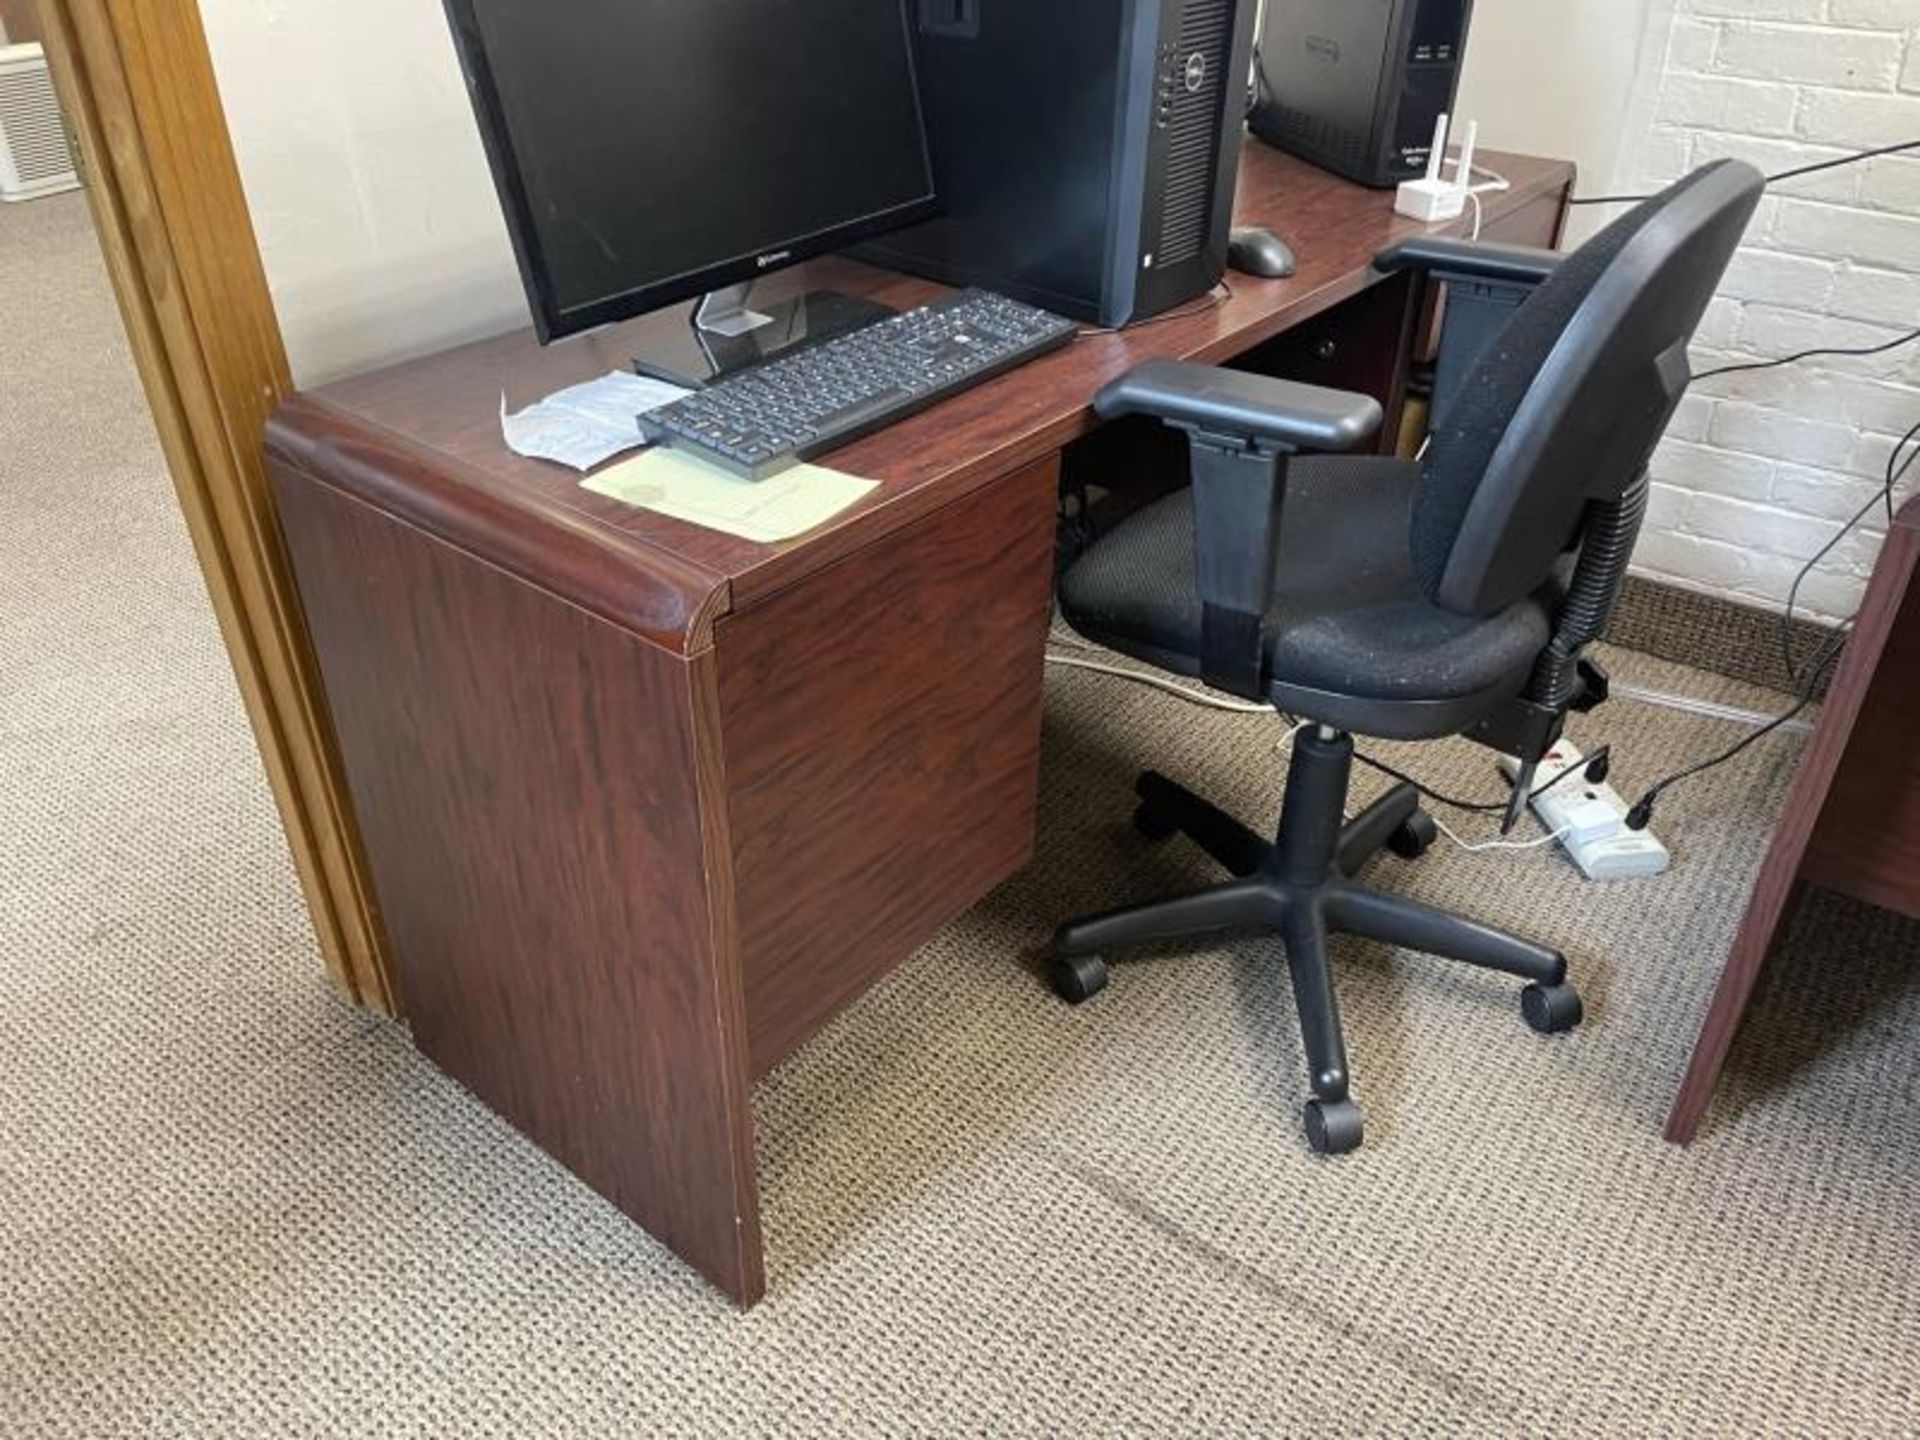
[[500, 370, 691, 472]]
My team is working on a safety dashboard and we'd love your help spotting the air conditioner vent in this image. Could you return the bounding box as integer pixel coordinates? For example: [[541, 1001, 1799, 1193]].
[[1, 44, 80, 203]]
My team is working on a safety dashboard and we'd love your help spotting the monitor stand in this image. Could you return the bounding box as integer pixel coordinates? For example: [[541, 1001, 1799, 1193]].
[[631, 283, 895, 390]]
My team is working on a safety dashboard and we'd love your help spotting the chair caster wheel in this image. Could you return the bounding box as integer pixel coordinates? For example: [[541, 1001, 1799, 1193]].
[[1304, 1098, 1364, 1155], [1132, 801, 1180, 842], [1522, 981, 1584, 1034], [1387, 809, 1438, 860], [1048, 953, 1109, 1005]]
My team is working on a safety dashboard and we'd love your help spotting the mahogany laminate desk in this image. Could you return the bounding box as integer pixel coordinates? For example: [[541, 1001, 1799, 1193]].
[[266, 146, 1574, 1306], [1667, 494, 1920, 1143]]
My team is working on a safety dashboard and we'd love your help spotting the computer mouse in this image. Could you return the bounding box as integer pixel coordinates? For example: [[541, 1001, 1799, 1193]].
[[1227, 226, 1298, 279]]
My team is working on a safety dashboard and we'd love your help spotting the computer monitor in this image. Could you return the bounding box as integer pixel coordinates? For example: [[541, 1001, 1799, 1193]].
[[444, 0, 939, 371]]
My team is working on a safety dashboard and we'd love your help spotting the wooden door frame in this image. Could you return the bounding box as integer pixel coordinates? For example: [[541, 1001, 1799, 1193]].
[[36, 0, 396, 1012]]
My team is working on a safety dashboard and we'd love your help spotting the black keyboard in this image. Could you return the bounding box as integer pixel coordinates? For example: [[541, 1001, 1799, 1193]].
[[639, 290, 1078, 481]]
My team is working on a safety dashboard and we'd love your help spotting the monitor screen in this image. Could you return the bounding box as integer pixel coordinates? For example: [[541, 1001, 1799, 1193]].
[[450, 0, 938, 341]]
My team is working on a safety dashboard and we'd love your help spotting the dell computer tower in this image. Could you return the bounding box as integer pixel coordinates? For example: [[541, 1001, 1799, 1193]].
[[856, 0, 1258, 329], [1251, 0, 1474, 188]]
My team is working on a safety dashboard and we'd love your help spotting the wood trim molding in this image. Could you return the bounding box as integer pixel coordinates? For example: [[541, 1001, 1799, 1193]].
[[1, 0, 45, 45], [37, 0, 396, 1011]]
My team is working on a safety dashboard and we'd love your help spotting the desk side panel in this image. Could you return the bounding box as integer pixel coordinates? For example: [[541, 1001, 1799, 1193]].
[[717, 458, 1060, 1076], [270, 459, 764, 1304], [1665, 515, 1918, 1144], [1803, 529, 1920, 918]]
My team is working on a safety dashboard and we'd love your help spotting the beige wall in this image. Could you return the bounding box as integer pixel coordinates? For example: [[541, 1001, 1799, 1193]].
[[201, 1, 526, 386], [1456, 0, 1674, 241]]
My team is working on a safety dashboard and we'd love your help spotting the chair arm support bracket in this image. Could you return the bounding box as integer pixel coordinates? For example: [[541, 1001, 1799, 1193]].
[[1189, 439, 1292, 695]]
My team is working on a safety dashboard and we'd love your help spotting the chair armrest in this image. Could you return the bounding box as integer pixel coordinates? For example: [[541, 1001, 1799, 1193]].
[[1093, 360, 1383, 454], [1378, 239, 1564, 422], [1089, 361, 1381, 696], [1374, 237, 1565, 287]]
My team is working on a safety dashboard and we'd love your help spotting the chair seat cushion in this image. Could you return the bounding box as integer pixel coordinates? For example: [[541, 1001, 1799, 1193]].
[[1058, 456, 1554, 730]]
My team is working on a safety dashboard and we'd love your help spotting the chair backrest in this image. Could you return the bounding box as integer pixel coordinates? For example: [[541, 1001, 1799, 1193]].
[[1414, 161, 1765, 616]]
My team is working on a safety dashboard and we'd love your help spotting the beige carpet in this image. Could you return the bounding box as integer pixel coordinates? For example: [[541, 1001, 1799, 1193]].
[[4, 191, 1918, 1438]]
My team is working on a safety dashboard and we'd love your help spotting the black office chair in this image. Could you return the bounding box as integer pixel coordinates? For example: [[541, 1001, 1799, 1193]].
[[1049, 161, 1764, 1154]]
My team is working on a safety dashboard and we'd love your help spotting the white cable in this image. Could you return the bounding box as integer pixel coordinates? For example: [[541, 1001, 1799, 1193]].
[[1049, 647, 1306, 752], [1445, 154, 1511, 191], [1433, 815, 1571, 854], [1047, 654, 1304, 757], [1613, 682, 1817, 735], [1044, 652, 1273, 714], [1449, 157, 1506, 242]]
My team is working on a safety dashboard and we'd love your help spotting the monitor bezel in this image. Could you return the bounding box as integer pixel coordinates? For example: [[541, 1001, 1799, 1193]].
[[443, 0, 941, 344]]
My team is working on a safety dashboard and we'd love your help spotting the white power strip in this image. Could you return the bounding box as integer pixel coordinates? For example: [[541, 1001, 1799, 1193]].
[[1499, 741, 1671, 881]]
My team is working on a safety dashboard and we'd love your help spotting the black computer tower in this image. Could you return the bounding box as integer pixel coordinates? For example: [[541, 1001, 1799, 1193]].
[[1251, 0, 1474, 189], [856, 0, 1258, 329]]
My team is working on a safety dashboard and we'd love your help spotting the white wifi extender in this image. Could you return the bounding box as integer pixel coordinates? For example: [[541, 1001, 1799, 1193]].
[[1395, 113, 1476, 223]]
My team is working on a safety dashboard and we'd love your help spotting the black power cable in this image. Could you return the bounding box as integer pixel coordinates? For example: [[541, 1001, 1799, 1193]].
[[1570, 138, 1920, 206], [1595, 118, 1920, 814], [1693, 324, 1920, 383], [1624, 417, 1920, 830], [1624, 626, 1849, 832], [1076, 281, 1235, 339], [1351, 745, 1612, 817], [1779, 418, 1920, 688], [1697, 326, 1920, 385]]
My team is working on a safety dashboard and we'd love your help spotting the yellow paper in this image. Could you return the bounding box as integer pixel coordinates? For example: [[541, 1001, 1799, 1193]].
[[582, 448, 878, 544]]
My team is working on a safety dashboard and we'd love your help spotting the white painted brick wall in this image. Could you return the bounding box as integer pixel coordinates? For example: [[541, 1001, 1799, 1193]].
[[1620, 0, 1920, 624]]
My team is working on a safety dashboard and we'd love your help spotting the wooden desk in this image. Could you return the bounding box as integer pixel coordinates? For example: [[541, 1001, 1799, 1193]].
[[266, 145, 1573, 1305], [1667, 494, 1920, 1144]]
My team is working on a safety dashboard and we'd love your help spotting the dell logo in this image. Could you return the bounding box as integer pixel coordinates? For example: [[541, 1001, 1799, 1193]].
[[1184, 52, 1207, 92], [1305, 35, 1341, 64], [756, 250, 792, 269]]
